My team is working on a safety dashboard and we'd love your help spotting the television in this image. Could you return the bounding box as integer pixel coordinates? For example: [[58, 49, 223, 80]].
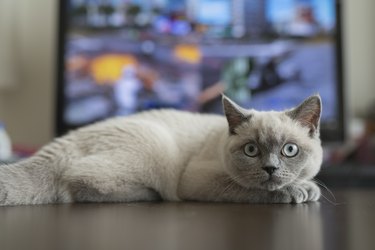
[[57, 0, 345, 142]]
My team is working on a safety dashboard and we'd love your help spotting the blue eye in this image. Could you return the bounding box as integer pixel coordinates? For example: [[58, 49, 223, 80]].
[[282, 143, 299, 157], [244, 143, 259, 157]]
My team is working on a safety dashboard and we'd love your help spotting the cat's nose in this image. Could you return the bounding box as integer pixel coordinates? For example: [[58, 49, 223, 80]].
[[262, 166, 277, 175]]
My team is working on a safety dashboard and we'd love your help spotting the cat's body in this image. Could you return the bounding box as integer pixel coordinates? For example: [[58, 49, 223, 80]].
[[0, 96, 323, 206]]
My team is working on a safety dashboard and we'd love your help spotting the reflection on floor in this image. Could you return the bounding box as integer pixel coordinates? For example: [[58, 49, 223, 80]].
[[0, 188, 374, 250]]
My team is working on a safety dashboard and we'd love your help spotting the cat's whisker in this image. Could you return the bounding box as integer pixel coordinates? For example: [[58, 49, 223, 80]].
[[292, 177, 340, 205], [312, 178, 340, 205], [318, 191, 341, 206], [220, 180, 238, 198]]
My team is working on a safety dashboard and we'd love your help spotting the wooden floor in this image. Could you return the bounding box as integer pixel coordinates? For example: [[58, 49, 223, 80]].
[[0, 188, 374, 250]]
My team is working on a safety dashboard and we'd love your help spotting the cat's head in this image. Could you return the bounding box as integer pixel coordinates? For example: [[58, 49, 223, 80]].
[[221, 95, 323, 191]]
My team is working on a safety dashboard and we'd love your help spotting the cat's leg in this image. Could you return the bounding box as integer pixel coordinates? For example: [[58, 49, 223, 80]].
[[300, 180, 321, 201], [0, 157, 58, 206], [62, 155, 161, 203], [178, 161, 317, 204]]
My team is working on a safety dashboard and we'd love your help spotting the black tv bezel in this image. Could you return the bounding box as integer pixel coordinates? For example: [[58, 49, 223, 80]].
[[56, 0, 346, 142], [55, 0, 67, 137]]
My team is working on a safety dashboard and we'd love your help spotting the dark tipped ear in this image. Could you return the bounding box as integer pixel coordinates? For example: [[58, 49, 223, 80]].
[[286, 95, 322, 137], [222, 95, 250, 135]]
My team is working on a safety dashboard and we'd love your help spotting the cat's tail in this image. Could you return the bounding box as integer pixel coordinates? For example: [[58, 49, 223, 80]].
[[0, 140, 72, 206]]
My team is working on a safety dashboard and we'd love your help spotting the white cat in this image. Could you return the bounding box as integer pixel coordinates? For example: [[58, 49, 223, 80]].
[[0, 95, 322, 206]]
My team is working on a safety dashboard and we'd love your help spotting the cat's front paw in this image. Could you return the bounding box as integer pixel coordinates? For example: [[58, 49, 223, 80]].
[[278, 182, 320, 203], [265, 184, 308, 203], [301, 181, 321, 201], [284, 184, 309, 203]]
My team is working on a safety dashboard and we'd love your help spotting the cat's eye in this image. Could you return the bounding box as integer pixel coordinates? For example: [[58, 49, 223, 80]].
[[244, 143, 259, 157], [282, 143, 299, 157]]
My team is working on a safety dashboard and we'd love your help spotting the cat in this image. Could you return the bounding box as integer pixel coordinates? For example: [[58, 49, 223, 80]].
[[0, 95, 322, 206]]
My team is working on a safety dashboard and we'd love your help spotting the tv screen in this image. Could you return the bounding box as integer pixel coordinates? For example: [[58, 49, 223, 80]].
[[57, 0, 344, 141]]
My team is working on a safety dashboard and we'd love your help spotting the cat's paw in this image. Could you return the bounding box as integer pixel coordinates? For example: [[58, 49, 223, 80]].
[[277, 182, 320, 203], [266, 184, 308, 203], [284, 184, 309, 203], [301, 181, 321, 201]]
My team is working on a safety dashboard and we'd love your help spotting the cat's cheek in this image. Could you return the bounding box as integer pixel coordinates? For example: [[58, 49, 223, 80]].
[[229, 153, 259, 172], [299, 158, 322, 180], [282, 150, 308, 169], [291, 144, 322, 180]]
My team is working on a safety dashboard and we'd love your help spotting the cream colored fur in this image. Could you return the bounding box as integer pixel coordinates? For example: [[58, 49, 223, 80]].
[[0, 96, 323, 205]]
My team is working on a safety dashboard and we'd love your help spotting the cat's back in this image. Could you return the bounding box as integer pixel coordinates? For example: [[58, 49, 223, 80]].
[[133, 109, 226, 131], [67, 109, 227, 153], [78, 109, 224, 132]]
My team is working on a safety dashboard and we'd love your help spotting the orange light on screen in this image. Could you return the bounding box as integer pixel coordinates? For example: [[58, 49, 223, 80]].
[[90, 54, 138, 84], [174, 44, 201, 64]]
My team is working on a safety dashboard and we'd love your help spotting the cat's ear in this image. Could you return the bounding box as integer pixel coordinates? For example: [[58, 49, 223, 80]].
[[286, 95, 322, 137], [222, 95, 250, 135]]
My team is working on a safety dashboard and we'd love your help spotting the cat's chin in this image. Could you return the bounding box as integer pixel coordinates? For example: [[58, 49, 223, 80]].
[[229, 173, 286, 191], [263, 184, 281, 191], [260, 178, 284, 191]]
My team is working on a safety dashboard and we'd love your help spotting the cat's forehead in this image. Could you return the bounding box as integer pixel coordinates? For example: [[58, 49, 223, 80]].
[[235, 111, 306, 144]]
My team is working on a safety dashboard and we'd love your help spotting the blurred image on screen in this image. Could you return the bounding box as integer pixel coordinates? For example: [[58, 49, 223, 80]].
[[63, 0, 340, 136]]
